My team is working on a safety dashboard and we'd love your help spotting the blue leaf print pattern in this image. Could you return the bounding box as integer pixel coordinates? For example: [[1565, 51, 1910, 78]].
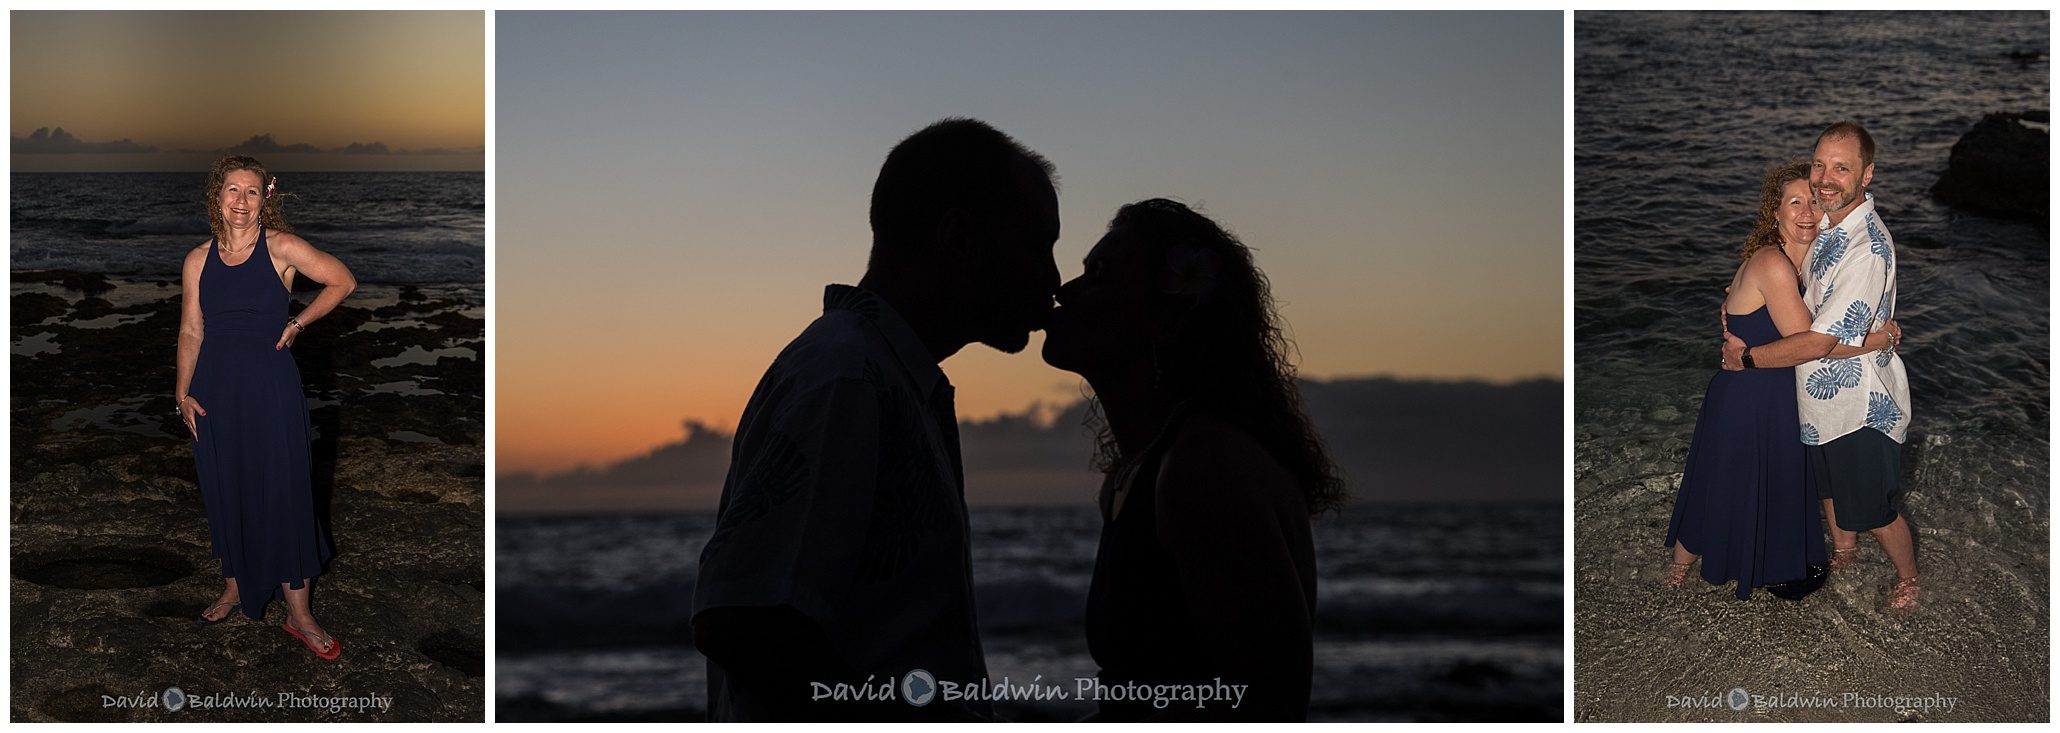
[[1866, 216, 1893, 269], [1825, 300, 1873, 342], [1876, 349, 1893, 368], [1866, 392, 1903, 434], [1805, 358, 1863, 400], [1801, 423, 1821, 445], [1810, 227, 1849, 281]]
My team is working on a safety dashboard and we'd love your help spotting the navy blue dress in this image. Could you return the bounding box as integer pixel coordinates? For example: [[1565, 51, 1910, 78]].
[[189, 228, 333, 619], [1664, 305, 1826, 599]]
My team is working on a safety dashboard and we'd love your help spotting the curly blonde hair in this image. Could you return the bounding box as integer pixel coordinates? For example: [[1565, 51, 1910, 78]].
[[1740, 160, 1810, 263], [205, 155, 294, 246]]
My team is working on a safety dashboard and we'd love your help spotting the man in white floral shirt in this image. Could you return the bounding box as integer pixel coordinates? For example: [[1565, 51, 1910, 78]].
[[1722, 121, 1917, 611]]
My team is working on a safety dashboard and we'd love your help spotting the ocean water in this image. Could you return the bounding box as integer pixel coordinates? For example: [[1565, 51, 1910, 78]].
[[1575, 11, 2048, 444], [495, 502, 1563, 722], [11, 172, 483, 284]]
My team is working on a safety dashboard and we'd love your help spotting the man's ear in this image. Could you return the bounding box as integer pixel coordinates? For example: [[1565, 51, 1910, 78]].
[[931, 207, 972, 263], [1860, 162, 1874, 191]]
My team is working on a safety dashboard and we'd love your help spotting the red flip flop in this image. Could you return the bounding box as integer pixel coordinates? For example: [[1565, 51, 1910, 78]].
[[281, 623, 343, 660]]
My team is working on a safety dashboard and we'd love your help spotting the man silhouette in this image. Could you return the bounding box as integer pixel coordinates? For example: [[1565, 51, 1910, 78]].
[[691, 118, 1061, 720], [1723, 121, 1917, 610]]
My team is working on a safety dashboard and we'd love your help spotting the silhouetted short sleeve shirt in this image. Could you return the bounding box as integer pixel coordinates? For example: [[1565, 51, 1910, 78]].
[[1797, 193, 1911, 445], [693, 284, 989, 721]]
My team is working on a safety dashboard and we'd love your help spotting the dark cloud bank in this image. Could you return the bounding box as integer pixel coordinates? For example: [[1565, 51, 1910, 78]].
[[11, 127, 155, 154], [499, 376, 1562, 513], [221, 133, 475, 156]]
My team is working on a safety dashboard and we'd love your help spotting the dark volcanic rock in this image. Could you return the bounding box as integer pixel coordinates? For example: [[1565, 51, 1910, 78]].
[[13, 292, 68, 327], [11, 274, 483, 722], [13, 270, 113, 294], [1931, 110, 2049, 219]]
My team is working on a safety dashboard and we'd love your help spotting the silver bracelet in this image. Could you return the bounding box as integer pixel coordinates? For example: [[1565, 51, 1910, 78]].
[[288, 317, 305, 332]]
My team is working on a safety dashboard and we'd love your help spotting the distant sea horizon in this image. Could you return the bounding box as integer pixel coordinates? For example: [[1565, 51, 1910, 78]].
[[497, 374, 1565, 512], [9, 168, 484, 172]]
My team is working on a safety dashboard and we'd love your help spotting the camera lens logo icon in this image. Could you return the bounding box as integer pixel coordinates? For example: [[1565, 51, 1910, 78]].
[[1726, 687, 1750, 711]]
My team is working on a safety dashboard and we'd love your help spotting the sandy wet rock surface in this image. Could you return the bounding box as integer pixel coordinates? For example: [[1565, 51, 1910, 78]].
[[1573, 389, 2047, 723]]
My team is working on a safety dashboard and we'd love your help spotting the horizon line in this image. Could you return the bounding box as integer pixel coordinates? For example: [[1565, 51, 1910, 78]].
[[498, 370, 1564, 480], [9, 168, 486, 174]]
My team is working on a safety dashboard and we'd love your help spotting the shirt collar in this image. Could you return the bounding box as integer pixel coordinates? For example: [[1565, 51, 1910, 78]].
[[1820, 191, 1877, 236], [823, 283, 946, 400]]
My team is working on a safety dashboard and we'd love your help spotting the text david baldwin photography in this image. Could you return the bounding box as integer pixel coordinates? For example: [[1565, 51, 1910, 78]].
[[815, 671, 1252, 710]]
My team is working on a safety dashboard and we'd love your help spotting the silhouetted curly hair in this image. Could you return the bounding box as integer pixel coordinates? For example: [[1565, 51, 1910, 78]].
[[1740, 160, 1810, 263], [205, 155, 294, 246], [1084, 198, 1348, 517]]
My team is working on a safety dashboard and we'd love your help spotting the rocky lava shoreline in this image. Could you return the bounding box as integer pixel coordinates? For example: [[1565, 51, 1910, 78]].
[[11, 270, 484, 722]]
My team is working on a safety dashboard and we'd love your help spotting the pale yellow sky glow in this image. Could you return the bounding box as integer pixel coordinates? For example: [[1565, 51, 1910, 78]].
[[12, 11, 483, 170]]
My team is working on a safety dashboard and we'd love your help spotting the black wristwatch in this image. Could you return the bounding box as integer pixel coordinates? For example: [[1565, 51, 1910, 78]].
[[1741, 345, 1756, 369]]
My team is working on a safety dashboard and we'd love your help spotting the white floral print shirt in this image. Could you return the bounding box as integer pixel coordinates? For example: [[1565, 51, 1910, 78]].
[[1797, 192, 1910, 445]]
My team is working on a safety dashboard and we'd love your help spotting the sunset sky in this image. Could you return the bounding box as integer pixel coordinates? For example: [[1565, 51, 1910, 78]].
[[497, 11, 1564, 477], [11, 11, 484, 171]]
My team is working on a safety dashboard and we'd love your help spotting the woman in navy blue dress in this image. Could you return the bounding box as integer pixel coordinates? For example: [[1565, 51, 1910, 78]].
[[175, 156, 356, 659], [1662, 162, 1892, 599]]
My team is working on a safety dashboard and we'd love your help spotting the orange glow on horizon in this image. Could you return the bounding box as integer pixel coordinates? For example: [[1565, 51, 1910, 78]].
[[493, 324, 1562, 477]]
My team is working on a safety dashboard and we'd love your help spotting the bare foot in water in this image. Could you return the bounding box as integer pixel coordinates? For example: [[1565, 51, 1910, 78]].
[[1888, 575, 1920, 612]]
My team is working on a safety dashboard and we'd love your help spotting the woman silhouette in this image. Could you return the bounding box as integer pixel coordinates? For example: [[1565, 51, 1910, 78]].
[[1042, 199, 1344, 721]]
